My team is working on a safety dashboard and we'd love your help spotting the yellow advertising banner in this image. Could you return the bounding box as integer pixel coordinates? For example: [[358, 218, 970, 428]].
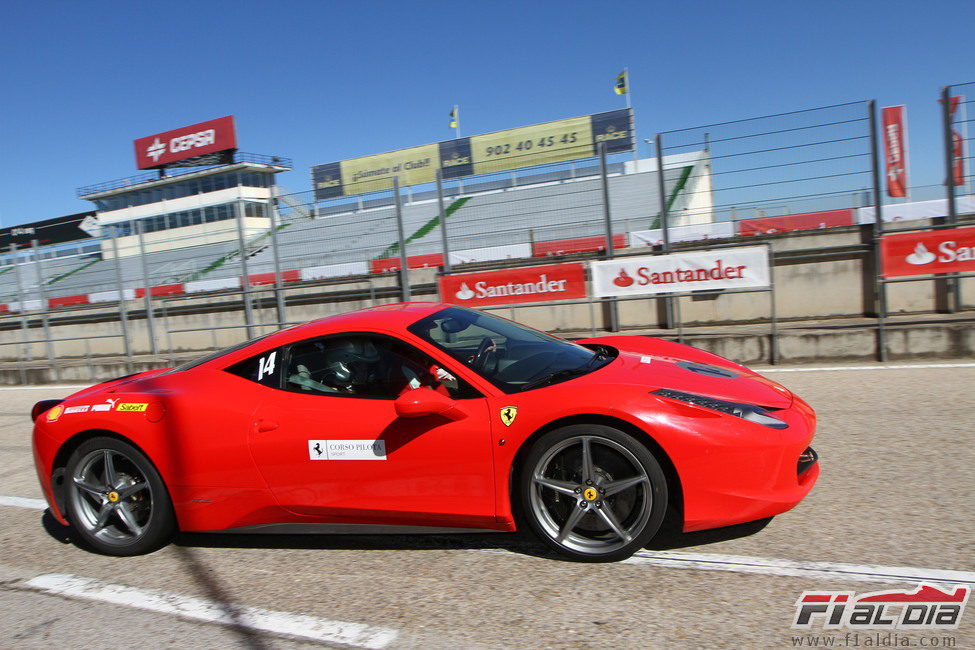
[[470, 115, 594, 175], [311, 109, 633, 199], [339, 143, 439, 194]]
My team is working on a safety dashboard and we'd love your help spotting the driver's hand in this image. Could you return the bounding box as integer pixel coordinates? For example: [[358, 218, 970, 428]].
[[433, 366, 456, 382]]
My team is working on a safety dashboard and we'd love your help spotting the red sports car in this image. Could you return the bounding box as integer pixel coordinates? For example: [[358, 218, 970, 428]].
[[31, 302, 818, 562]]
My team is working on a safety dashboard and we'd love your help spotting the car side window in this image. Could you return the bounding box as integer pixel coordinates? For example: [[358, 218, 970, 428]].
[[225, 347, 283, 388], [283, 334, 480, 400]]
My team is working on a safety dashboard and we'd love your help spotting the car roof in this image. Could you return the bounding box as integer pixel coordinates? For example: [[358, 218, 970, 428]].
[[170, 302, 455, 375], [267, 301, 450, 344]]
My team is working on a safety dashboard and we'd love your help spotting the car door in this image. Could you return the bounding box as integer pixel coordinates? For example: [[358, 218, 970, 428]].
[[243, 333, 497, 528]]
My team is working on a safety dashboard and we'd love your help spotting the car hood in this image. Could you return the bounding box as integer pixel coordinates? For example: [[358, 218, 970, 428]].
[[63, 367, 172, 402], [577, 337, 793, 409]]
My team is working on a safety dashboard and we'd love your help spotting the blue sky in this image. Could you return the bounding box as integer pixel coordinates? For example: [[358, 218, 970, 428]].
[[0, 0, 971, 227]]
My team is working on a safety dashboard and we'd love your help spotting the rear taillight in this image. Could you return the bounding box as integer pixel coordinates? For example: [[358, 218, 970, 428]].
[[31, 399, 64, 423]]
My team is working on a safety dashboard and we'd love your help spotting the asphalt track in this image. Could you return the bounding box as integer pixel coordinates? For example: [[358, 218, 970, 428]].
[[0, 363, 972, 648]]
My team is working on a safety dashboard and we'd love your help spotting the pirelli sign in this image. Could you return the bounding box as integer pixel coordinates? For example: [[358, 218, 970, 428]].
[[311, 109, 633, 199]]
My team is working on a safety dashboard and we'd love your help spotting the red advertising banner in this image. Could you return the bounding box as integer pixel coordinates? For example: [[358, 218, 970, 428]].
[[881, 227, 975, 277], [438, 263, 587, 307], [134, 116, 237, 170], [941, 96, 965, 186], [881, 106, 908, 197], [737, 209, 854, 236]]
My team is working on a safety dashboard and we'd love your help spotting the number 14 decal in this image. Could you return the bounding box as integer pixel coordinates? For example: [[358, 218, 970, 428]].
[[258, 351, 277, 381]]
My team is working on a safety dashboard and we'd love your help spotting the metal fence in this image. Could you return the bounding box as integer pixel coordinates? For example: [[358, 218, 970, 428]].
[[1, 87, 974, 381], [946, 82, 974, 207], [655, 101, 874, 225]]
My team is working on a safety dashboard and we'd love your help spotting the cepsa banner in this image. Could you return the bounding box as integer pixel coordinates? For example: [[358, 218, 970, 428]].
[[881, 227, 975, 277], [438, 263, 587, 307], [591, 246, 770, 297], [134, 116, 237, 170]]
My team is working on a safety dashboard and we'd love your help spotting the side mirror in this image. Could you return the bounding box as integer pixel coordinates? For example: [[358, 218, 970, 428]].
[[394, 387, 467, 421]]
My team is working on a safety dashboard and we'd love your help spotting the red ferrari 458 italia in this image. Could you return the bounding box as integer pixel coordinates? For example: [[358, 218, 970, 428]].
[[31, 302, 818, 562]]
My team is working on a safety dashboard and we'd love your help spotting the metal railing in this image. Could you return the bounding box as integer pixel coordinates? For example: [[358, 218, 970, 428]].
[[76, 152, 293, 197]]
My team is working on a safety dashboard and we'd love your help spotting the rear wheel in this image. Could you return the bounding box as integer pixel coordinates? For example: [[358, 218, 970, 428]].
[[64, 436, 175, 556], [517, 424, 667, 562]]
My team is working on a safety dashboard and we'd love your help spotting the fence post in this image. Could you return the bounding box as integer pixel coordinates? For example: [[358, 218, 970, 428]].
[[31, 240, 59, 381], [234, 200, 256, 338], [655, 132, 675, 329], [9, 244, 29, 384], [436, 169, 452, 274], [598, 142, 619, 332], [136, 221, 158, 356], [868, 100, 888, 362], [161, 298, 175, 360], [940, 85, 961, 313], [393, 176, 411, 301], [768, 243, 778, 365], [267, 186, 288, 327], [109, 234, 134, 373], [942, 86, 958, 223]]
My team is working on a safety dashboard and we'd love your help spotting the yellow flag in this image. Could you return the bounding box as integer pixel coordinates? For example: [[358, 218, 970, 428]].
[[614, 70, 628, 95], [449, 106, 458, 129]]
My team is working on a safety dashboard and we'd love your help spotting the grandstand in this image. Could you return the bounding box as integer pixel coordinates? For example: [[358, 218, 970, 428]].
[[0, 150, 714, 308], [247, 151, 713, 274]]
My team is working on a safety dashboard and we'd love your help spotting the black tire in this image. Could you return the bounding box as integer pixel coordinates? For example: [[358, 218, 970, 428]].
[[63, 436, 176, 556], [516, 424, 668, 562]]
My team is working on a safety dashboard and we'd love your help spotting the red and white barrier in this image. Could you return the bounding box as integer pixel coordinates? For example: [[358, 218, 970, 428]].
[[11, 194, 971, 314]]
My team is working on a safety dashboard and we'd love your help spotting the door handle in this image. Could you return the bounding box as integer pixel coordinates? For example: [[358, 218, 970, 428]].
[[255, 419, 279, 433]]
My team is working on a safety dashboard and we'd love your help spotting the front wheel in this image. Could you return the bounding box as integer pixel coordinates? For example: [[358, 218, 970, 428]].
[[517, 425, 668, 562], [63, 436, 176, 556]]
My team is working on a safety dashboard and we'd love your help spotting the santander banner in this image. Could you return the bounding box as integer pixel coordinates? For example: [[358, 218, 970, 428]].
[[134, 116, 237, 169], [881, 227, 975, 277], [591, 246, 770, 297], [882, 106, 909, 197], [439, 263, 587, 307]]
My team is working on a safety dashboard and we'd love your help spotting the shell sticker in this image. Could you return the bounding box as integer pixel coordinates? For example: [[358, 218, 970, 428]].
[[46, 405, 64, 423]]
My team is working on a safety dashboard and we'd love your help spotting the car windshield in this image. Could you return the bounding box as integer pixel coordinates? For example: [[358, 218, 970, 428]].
[[407, 306, 614, 393]]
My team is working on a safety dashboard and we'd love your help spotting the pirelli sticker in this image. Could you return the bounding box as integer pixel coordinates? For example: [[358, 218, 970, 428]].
[[116, 402, 149, 412]]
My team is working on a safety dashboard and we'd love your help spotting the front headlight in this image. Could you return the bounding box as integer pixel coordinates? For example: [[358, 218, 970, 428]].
[[651, 388, 788, 429]]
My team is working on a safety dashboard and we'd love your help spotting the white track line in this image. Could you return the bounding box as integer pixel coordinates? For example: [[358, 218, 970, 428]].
[[624, 551, 975, 586], [3, 495, 973, 587], [25, 573, 397, 649], [760, 362, 975, 373], [0, 385, 88, 391], [0, 496, 47, 510]]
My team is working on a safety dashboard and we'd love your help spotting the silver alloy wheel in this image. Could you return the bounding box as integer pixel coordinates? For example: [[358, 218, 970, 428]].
[[68, 449, 153, 546], [529, 435, 652, 555]]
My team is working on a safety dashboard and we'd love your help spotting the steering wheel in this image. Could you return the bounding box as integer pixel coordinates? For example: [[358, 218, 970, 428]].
[[471, 337, 499, 374]]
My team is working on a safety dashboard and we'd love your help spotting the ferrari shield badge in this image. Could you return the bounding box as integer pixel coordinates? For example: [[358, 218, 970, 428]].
[[499, 406, 518, 427]]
